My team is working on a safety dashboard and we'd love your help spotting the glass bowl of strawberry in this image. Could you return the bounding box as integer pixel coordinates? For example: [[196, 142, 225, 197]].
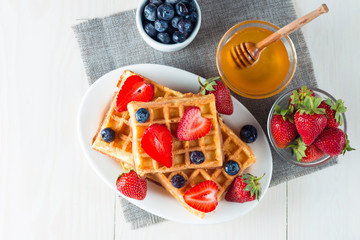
[[267, 86, 353, 167]]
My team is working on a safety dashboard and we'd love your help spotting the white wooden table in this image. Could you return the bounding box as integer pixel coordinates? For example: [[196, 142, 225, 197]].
[[1, 0, 359, 239]]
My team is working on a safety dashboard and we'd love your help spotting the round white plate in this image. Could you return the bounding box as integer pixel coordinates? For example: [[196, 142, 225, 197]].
[[78, 64, 273, 224]]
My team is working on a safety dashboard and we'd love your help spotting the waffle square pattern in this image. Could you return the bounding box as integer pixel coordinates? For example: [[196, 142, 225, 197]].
[[127, 94, 224, 176], [91, 70, 182, 166]]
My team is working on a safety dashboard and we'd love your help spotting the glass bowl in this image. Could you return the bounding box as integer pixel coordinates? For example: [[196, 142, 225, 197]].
[[216, 20, 297, 99], [267, 87, 347, 167]]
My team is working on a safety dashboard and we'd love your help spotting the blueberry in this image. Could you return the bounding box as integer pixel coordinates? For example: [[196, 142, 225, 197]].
[[184, 11, 198, 22], [165, 0, 179, 5], [188, 0, 197, 11], [224, 160, 240, 176], [100, 128, 115, 143], [240, 125, 258, 143], [157, 32, 171, 43], [177, 19, 193, 33], [171, 174, 186, 188], [135, 108, 150, 123], [154, 19, 169, 32], [190, 151, 205, 164], [144, 4, 157, 22], [157, 3, 175, 21], [175, 2, 189, 16], [144, 22, 157, 37], [150, 0, 163, 6], [171, 16, 181, 28], [172, 31, 187, 43], [180, 0, 191, 4]]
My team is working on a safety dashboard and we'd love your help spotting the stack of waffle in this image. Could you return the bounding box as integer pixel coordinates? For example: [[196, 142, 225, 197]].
[[92, 70, 256, 218]]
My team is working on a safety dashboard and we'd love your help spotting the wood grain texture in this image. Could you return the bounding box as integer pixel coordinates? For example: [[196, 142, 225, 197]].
[[289, 1, 360, 240], [0, 0, 359, 239]]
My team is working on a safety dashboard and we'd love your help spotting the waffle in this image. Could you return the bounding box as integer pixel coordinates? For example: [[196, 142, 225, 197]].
[[152, 119, 256, 218], [127, 94, 224, 176], [91, 70, 182, 166]]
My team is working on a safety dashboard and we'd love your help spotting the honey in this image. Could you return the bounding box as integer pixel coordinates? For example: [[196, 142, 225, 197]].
[[219, 26, 291, 98]]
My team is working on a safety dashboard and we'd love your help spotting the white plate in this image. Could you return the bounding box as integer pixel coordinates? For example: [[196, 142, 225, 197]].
[[78, 64, 273, 224]]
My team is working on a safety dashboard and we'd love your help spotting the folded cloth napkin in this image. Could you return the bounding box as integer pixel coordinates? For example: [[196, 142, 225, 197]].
[[73, 0, 337, 229]]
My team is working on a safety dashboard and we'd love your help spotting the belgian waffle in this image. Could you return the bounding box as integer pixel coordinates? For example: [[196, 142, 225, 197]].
[[152, 119, 256, 218], [91, 70, 182, 166], [127, 94, 224, 176]]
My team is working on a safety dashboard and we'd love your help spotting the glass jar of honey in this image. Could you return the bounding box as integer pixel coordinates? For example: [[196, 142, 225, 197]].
[[216, 20, 297, 99]]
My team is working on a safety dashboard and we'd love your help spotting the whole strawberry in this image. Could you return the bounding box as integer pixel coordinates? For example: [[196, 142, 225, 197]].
[[198, 77, 233, 115], [116, 168, 147, 200], [289, 137, 324, 162], [225, 173, 264, 203], [271, 104, 298, 148], [319, 98, 346, 128], [294, 96, 327, 145], [314, 128, 355, 156]]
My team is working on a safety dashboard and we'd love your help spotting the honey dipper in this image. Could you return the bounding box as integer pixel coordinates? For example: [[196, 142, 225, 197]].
[[231, 4, 329, 69]]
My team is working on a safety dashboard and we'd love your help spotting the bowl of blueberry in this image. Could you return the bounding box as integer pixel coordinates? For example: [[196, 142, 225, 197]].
[[136, 0, 201, 52]]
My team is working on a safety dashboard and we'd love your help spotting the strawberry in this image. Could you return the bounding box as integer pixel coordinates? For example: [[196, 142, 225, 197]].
[[198, 77, 233, 115], [116, 168, 147, 200], [183, 180, 218, 213], [176, 107, 211, 141], [115, 75, 154, 112], [319, 98, 347, 128], [290, 86, 316, 110], [288, 137, 324, 162], [225, 173, 264, 203], [294, 96, 327, 145], [270, 104, 298, 148], [314, 128, 355, 156], [141, 124, 173, 168]]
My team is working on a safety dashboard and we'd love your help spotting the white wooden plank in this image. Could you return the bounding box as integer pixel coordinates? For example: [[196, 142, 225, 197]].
[[0, 0, 116, 239], [289, 0, 360, 239]]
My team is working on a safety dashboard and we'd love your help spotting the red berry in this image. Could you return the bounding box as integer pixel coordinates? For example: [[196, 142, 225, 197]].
[[183, 180, 218, 213], [270, 114, 298, 148], [115, 75, 154, 112], [314, 128, 354, 156], [302, 144, 324, 162], [225, 173, 264, 203], [141, 124, 173, 168], [116, 170, 147, 200], [199, 77, 233, 115], [318, 99, 346, 128], [176, 107, 212, 141], [294, 111, 327, 145]]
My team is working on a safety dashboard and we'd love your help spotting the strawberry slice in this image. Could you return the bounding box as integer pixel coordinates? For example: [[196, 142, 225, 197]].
[[176, 107, 212, 141], [183, 180, 218, 213], [141, 124, 173, 168], [115, 75, 154, 112]]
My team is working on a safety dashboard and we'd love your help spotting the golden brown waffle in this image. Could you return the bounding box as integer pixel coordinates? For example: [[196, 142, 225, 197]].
[[127, 94, 224, 176], [91, 70, 182, 166], [152, 119, 256, 218]]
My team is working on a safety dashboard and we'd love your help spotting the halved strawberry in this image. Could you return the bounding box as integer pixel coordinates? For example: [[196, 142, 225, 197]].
[[176, 107, 211, 141], [115, 75, 154, 112], [183, 180, 218, 213], [141, 124, 173, 168]]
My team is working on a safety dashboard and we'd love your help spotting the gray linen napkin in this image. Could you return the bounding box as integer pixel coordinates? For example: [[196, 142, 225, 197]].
[[73, 0, 337, 229]]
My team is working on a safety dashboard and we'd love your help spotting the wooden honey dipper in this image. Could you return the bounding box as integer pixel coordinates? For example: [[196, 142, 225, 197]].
[[231, 4, 329, 69]]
